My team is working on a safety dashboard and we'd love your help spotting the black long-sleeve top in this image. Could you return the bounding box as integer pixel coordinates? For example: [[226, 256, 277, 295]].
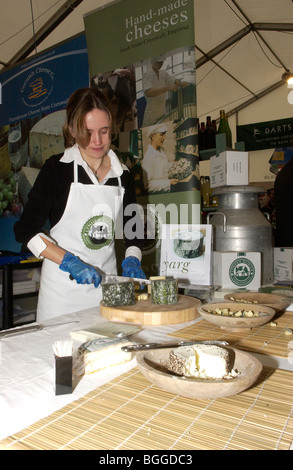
[[14, 151, 144, 254]]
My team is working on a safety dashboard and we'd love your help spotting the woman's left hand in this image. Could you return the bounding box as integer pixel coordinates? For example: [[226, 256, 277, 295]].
[[121, 256, 146, 279]]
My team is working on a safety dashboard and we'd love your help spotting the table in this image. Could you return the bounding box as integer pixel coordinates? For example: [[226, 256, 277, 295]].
[[0, 304, 293, 450]]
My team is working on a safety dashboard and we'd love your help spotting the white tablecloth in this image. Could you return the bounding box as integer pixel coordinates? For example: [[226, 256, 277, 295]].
[[0, 307, 201, 440], [1, 305, 292, 441]]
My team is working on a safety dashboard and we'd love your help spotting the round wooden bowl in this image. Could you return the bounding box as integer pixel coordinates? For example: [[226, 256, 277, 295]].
[[136, 347, 262, 399], [197, 302, 276, 332], [224, 292, 291, 312]]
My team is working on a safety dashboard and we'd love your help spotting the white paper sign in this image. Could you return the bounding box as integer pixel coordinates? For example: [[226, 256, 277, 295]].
[[159, 224, 213, 285]]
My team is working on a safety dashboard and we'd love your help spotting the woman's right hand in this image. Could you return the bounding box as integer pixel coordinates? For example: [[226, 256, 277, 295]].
[[59, 252, 101, 287]]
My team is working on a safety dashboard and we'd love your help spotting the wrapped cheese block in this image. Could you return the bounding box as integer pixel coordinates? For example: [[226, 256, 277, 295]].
[[151, 279, 178, 305], [102, 281, 136, 307], [78, 337, 133, 374]]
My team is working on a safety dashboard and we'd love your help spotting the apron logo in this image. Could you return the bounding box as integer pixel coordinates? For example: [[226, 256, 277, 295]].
[[229, 258, 255, 287], [81, 215, 114, 250]]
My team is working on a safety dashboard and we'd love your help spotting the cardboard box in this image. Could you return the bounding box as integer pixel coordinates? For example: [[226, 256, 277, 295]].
[[213, 251, 261, 290], [210, 151, 249, 188], [159, 224, 213, 285], [274, 248, 293, 281]]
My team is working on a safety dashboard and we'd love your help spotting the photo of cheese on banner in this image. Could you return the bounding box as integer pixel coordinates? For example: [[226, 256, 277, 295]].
[[173, 229, 204, 258], [159, 224, 213, 285]]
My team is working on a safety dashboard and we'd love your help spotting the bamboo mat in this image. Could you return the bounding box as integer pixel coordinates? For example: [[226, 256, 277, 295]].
[[0, 365, 293, 450], [169, 310, 293, 359]]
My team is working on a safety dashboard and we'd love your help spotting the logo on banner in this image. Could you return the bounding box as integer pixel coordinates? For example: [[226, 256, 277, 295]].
[[237, 118, 293, 151], [229, 257, 255, 287], [81, 215, 114, 250], [21, 67, 55, 108]]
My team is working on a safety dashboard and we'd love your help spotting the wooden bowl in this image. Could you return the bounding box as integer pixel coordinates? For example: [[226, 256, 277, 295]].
[[136, 347, 262, 399], [197, 302, 275, 332], [224, 292, 291, 312]]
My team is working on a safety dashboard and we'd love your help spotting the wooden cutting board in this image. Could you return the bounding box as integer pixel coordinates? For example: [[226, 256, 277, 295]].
[[99, 295, 201, 325]]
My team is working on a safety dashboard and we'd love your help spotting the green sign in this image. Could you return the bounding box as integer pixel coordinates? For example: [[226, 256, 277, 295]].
[[237, 117, 293, 151], [84, 0, 194, 73]]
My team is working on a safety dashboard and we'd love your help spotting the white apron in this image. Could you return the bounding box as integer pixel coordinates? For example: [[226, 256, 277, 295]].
[[37, 160, 125, 321]]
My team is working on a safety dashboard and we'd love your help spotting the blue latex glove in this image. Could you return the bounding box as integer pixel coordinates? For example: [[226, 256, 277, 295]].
[[59, 252, 101, 288], [121, 256, 146, 280]]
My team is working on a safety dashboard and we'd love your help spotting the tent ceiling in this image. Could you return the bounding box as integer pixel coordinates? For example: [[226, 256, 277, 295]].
[[1, 0, 293, 120]]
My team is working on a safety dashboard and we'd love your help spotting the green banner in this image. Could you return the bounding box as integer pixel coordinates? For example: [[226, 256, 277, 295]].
[[84, 0, 194, 73], [84, 0, 198, 278], [237, 117, 293, 151]]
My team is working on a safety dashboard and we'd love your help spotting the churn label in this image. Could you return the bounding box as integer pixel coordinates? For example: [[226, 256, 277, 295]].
[[229, 257, 255, 287]]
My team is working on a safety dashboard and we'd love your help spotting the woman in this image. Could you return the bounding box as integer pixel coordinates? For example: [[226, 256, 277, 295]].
[[141, 124, 178, 193], [14, 88, 145, 321]]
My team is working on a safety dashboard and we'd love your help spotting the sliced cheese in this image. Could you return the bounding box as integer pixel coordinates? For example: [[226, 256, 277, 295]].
[[169, 344, 236, 380], [78, 337, 133, 374]]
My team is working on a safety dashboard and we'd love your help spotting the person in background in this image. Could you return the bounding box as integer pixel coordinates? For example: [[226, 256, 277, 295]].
[[14, 87, 145, 321], [141, 124, 178, 194], [274, 156, 293, 246], [142, 55, 188, 127]]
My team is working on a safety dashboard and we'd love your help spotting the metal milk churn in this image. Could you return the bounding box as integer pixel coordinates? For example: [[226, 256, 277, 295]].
[[207, 185, 273, 285]]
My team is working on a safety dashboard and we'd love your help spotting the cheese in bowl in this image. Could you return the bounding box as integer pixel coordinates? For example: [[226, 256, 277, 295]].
[[168, 343, 238, 380], [197, 302, 275, 331]]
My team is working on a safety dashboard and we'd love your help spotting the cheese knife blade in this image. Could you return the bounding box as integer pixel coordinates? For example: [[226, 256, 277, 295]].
[[102, 275, 151, 285], [121, 340, 229, 352], [69, 273, 150, 285]]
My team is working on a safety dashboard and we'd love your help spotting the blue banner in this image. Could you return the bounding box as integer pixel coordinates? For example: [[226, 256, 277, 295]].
[[0, 33, 89, 251], [0, 33, 89, 127]]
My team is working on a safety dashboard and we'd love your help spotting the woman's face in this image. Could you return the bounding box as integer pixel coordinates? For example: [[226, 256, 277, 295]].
[[78, 108, 111, 161], [151, 131, 166, 149]]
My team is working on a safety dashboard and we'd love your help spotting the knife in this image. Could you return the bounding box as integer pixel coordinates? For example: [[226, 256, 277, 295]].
[[0, 320, 80, 338], [102, 275, 151, 286], [121, 340, 229, 352], [69, 273, 151, 286]]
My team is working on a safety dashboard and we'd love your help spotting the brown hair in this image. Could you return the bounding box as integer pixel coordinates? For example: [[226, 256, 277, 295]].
[[63, 88, 112, 148]]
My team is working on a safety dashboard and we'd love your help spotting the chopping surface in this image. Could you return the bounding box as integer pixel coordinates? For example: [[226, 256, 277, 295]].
[[99, 294, 201, 325]]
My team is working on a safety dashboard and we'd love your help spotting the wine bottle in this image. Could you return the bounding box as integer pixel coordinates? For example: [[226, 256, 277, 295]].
[[218, 110, 232, 148], [204, 116, 215, 149], [225, 112, 232, 148], [198, 121, 205, 151]]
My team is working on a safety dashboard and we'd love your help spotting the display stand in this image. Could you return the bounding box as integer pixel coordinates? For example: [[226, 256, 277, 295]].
[[0, 260, 42, 330], [200, 134, 245, 220]]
